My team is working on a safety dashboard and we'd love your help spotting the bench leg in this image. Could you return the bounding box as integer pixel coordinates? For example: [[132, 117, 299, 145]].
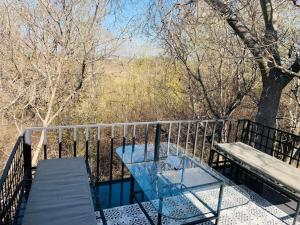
[[208, 149, 215, 166], [293, 201, 300, 225]]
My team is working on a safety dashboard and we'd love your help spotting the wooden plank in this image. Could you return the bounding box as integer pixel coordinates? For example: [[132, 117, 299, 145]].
[[216, 142, 300, 194]]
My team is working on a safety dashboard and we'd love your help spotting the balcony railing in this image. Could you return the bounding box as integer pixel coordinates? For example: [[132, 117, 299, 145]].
[[1, 119, 299, 225]]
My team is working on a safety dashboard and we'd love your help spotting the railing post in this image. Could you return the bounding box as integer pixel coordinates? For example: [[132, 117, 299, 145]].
[[154, 123, 161, 161], [242, 120, 250, 143], [23, 130, 32, 200]]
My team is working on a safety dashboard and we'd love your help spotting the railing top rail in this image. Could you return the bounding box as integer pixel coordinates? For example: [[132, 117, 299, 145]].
[[22, 119, 229, 132], [240, 119, 300, 139]]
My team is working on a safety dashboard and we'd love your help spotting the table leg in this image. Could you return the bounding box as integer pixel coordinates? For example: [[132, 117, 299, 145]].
[[135, 197, 155, 225], [215, 184, 224, 225], [157, 212, 162, 225], [293, 201, 300, 225], [157, 198, 163, 225], [129, 175, 134, 204]]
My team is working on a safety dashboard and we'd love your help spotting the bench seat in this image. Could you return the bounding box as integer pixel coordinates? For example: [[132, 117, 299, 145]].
[[22, 157, 97, 225], [216, 142, 300, 194]]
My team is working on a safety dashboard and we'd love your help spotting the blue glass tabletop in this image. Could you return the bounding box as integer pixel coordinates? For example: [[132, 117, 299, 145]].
[[116, 144, 224, 220]]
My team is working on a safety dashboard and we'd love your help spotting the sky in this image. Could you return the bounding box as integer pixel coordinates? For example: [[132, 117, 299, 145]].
[[103, 0, 161, 57]]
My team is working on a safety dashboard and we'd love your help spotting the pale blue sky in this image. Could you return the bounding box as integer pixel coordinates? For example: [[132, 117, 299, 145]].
[[103, 0, 161, 57]]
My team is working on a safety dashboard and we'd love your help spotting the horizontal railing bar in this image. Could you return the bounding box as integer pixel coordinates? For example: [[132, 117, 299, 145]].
[[96, 177, 131, 185], [23, 119, 228, 132], [239, 118, 300, 139]]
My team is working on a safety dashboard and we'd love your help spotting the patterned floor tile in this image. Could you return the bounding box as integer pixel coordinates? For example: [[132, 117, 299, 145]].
[[95, 185, 299, 225]]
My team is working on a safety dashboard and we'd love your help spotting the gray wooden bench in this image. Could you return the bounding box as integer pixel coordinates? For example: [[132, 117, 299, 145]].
[[215, 142, 300, 225], [22, 157, 97, 225]]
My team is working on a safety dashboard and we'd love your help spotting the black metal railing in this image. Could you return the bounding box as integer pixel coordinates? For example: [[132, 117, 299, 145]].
[[0, 136, 25, 225], [237, 119, 300, 168], [1, 118, 299, 225]]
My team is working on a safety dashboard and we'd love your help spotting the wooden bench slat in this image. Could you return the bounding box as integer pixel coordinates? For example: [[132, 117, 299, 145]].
[[216, 142, 300, 194]]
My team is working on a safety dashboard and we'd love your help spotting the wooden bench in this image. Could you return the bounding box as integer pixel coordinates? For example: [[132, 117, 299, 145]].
[[215, 142, 300, 225], [22, 158, 97, 225]]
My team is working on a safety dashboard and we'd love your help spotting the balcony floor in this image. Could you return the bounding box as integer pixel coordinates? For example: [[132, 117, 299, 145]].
[[95, 184, 299, 225]]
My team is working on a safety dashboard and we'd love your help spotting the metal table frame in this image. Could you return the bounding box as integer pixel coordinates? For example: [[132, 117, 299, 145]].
[[127, 156, 225, 225]]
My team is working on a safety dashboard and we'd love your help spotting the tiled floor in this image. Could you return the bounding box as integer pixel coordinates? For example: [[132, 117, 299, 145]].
[[95, 185, 299, 225]]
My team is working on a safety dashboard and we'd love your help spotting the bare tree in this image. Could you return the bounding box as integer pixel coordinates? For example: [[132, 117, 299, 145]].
[[148, 0, 259, 119], [278, 79, 300, 134], [0, 0, 120, 164], [149, 0, 300, 127]]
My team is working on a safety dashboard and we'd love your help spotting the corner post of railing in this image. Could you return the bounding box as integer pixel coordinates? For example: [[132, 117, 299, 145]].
[[23, 129, 32, 200], [154, 123, 161, 162]]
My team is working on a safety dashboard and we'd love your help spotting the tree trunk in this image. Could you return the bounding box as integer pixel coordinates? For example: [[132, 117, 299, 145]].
[[32, 130, 45, 166], [255, 64, 293, 128], [254, 71, 290, 155], [255, 79, 283, 128]]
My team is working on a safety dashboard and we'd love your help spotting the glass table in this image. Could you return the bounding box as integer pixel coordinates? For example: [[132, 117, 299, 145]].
[[116, 144, 225, 225]]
